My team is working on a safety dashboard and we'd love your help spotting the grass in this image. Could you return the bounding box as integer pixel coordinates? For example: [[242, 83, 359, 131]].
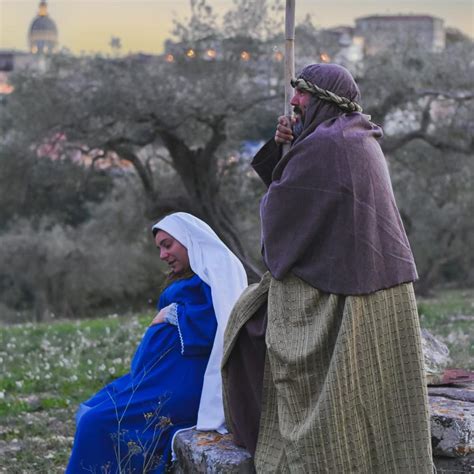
[[0, 288, 472, 472], [418, 287, 474, 370], [0, 313, 151, 473]]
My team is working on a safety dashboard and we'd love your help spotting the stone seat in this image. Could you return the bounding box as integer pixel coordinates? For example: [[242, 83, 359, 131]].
[[173, 385, 474, 473], [173, 429, 254, 473]]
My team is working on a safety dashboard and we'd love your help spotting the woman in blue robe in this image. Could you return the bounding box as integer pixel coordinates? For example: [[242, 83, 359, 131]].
[[66, 213, 248, 473]]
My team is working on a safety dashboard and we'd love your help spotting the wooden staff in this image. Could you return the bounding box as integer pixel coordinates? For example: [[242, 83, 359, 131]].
[[283, 0, 296, 156]]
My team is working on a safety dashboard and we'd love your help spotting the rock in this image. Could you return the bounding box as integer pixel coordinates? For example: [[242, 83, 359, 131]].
[[172, 385, 474, 473], [430, 390, 474, 458], [433, 454, 474, 473], [173, 429, 254, 473], [429, 385, 474, 403], [429, 369, 474, 387], [421, 328, 450, 384]]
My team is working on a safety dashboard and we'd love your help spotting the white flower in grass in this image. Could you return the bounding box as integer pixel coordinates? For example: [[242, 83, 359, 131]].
[[15, 380, 23, 388], [0, 391, 5, 399], [112, 358, 122, 365], [40, 339, 51, 350], [70, 374, 78, 382], [87, 359, 92, 365], [98, 363, 106, 371], [108, 367, 116, 375]]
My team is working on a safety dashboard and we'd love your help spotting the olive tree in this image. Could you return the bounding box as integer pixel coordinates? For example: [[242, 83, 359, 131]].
[[359, 38, 474, 292], [1, 1, 285, 279]]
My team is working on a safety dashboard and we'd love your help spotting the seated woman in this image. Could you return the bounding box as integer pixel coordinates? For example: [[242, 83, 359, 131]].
[[66, 212, 247, 473]]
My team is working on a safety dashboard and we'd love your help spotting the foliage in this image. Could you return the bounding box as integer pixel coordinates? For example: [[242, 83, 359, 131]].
[[359, 40, 474, 127], [0, 2, 472, 322], [358, 38, 474, 291], [0, 146, 113, 228], [390, 142, 474, 292], [0, 2, 285, 278], [0, 179, 162, 322]]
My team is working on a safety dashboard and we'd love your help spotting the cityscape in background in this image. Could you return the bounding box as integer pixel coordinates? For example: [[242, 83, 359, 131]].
[[0, 1, 472, 331], [0, 0, 471, 97]]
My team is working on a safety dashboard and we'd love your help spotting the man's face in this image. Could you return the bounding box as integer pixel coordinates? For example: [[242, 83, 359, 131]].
[[290, 88, 312, 123], [155, 230, 190, 275]]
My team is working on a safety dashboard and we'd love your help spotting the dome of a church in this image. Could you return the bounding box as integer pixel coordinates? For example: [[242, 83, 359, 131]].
[[28, 1, 58, 54]]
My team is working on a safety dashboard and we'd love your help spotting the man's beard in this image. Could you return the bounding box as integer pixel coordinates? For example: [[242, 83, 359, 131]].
[[293, 111, 304, 138]]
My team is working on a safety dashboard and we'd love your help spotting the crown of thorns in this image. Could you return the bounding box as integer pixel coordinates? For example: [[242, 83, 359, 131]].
[[291, 77, 363, 113]]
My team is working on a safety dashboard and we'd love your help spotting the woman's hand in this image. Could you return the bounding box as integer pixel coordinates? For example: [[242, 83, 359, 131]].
[[275, 115, 295, 144], [150, 308, 167, 326]]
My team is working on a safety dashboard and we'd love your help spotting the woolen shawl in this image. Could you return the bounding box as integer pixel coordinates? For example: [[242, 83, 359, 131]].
[[152, 212, 248, 431], [256, 64, 418, 295]]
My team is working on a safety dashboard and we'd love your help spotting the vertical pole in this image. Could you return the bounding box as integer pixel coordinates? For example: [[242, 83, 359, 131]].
[[283, 0, 296, 156]]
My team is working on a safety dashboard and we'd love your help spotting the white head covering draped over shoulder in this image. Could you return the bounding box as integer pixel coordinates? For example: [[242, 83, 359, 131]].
[[152, 212, 248, 432]]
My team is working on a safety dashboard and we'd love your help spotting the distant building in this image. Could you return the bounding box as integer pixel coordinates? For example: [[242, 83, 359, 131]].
[[28, 0, 59, 55], [324, 27, 364, 73], [355, 15, 445, 55], [0, 51, 33, 95], [0, 1, 59, 96]]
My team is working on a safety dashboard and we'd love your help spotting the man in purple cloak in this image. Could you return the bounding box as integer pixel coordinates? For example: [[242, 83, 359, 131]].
[[222, 63, 433, 472]]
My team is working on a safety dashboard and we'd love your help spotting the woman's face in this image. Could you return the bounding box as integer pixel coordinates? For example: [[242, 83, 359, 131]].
[[155, 230, 190, 275]]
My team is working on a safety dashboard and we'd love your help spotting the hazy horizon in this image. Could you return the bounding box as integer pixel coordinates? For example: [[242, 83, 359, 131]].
[[1, 0, 472, 55]]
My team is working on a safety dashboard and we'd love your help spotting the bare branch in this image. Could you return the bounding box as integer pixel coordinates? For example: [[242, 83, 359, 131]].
[[382, 97, 473, 154], [106, 141, 155, 196], [382, 130, 473, 154], [151, 154, 174, 167], [415, 90, 474, 101]]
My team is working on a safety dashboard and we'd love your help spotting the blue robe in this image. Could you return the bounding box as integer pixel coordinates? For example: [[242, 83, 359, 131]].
[[66, 275, 217, 473]]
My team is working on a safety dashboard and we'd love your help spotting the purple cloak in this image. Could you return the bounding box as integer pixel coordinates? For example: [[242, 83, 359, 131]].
[[252, 64, 418, 295]]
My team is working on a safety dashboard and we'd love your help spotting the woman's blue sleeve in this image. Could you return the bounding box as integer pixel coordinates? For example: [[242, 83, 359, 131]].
[[176, 283, 217, 357]]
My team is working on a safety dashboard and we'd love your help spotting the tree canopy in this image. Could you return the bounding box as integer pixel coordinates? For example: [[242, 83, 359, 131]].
[[1, 1, 473, 320]]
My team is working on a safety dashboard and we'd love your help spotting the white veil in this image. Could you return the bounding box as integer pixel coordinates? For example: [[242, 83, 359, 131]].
[[152, 212, 248, 432]]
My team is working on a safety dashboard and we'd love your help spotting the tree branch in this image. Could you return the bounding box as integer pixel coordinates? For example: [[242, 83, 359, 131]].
[[382, 130, 473, 154], [415, 90, 474, 101], [382, 96, 473, 154], [106, 141, 155, 196]]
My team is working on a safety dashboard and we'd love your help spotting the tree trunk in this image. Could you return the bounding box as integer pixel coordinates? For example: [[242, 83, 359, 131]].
[[152, 131, 263, 281], [34, 289, 48, 322], [113, 129, 263, 282]]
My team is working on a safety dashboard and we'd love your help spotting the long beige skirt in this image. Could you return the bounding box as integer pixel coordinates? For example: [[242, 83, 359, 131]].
[[223, 273, 433, 474]]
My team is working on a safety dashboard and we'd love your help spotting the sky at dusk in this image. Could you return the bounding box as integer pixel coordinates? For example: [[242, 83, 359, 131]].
[[0, 0, 473, 55]]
